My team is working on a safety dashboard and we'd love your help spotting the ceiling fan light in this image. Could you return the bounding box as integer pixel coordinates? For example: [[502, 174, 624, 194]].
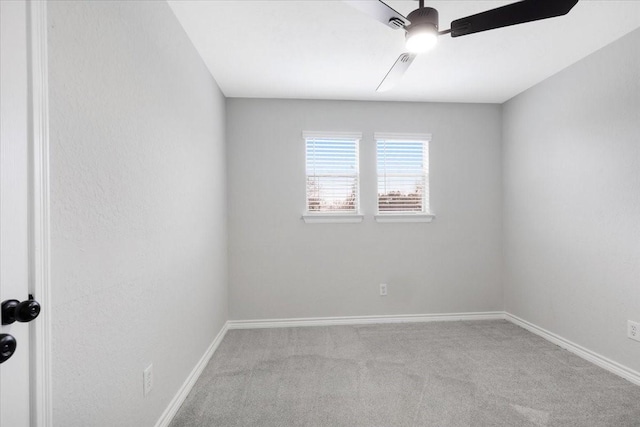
[[406, 29, 438, 53]]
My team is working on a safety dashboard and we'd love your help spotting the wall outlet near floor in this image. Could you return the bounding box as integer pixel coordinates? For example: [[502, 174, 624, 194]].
[[379, 283, 388, 296], [628, 321, 640, 342], [143, 364, 153, 396]]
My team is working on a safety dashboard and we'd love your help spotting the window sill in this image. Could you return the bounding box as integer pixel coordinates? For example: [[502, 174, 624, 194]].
[[302, 214, 364, 224], [374, 213, 435, 223]]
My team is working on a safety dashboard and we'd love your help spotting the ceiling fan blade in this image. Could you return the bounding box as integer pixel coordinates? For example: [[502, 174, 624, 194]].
[[344, 0, 410, 30], [376, 53, 416, 92], [450, 0, 579, 37]]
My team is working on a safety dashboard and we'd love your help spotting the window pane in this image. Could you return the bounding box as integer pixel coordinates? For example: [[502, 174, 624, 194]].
[[306, 137, 359, 213], [377, 139, 428, 213]]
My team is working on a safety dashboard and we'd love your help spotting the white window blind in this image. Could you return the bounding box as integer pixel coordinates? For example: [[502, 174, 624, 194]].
[[376, 134, 430, 214], [305, 133, 360, 214]]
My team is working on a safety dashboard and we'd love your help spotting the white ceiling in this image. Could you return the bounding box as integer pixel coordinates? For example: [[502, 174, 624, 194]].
[[168, 0, 640, 103]]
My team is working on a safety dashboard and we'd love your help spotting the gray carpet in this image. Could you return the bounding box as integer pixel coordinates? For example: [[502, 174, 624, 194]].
[[170, 320, 640, 426]]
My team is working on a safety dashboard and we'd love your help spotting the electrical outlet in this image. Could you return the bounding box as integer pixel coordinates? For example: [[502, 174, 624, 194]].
[[143, 364, 153, 396], [379, 283, 387, 296], [629, 320, 640, 342]]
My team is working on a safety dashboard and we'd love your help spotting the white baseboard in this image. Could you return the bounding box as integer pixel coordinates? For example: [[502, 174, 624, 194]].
[[505, 313, 640, 387], [227, 311, 505, 329], [154, 322, 229, 427]]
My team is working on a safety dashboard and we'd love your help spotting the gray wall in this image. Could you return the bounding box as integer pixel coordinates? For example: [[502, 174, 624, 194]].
[[227, 99, 502, 320], [503, 28, 640, 373], [48, 2, 227, 425]]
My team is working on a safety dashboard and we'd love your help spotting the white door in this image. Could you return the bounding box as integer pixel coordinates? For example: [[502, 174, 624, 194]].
[[0, 0, 33, 425]]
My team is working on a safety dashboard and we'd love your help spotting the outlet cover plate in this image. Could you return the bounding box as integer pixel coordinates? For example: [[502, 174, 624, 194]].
[[143, 364, 153, 396], [627, 320, 640, 341], [380, 283, 387, 296], [629, 321, 640, 342]]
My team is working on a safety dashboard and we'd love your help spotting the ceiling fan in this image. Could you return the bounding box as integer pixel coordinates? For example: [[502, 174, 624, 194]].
[[345, 0, 579, 91]]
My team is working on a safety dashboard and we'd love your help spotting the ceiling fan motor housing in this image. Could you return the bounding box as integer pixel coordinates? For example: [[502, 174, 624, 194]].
[[405, 7, 439, 39]]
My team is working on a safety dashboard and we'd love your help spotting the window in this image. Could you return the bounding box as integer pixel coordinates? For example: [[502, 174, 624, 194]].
[[303, 132, 362, 223], [375, 133, 433, 222]]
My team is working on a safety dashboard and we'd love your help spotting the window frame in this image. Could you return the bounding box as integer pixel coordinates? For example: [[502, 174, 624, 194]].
[[302, 131, 364, 224], [374, 132, 435, 223]]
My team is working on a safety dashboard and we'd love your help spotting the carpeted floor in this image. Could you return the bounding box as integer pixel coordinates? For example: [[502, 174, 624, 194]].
[[170, 320, 640, 426]]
